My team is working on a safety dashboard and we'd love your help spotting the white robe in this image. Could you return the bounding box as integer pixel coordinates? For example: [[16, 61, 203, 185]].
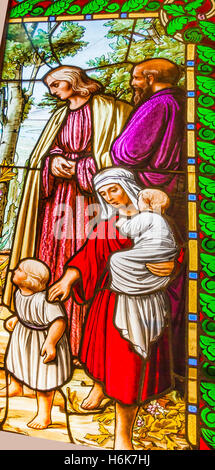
[[110, 211, 178, 359], [6, 290, 72, 391]]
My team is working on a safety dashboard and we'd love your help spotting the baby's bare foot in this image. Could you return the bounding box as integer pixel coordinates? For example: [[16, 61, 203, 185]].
[[0, 382, 23, 397], [81, 383, 105, 410], [27, 415, 51, 429]]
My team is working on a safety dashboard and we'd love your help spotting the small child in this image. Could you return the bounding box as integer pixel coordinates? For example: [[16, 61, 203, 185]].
[[110, 188, 178, 359], [0, 259, 72, 429]]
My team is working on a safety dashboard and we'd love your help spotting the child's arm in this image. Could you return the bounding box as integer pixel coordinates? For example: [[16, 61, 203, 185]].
[[41, 318, 66, 364], [5, 315, 19, 332], [120, 213, 148, 238]]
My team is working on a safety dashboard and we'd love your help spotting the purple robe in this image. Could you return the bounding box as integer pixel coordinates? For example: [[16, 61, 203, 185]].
[[111, 87, 186, 384]]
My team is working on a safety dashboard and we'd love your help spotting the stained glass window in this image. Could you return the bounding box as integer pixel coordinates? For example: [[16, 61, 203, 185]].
[[0, 0, 214, 454]]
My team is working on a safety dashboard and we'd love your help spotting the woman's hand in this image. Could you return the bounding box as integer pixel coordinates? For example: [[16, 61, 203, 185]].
[[5, 316, 18, 332], [51, 156, 76, 179], [48, 268, 80, 302], [146, 260, 175, 277], [41, 340, 56, 364]]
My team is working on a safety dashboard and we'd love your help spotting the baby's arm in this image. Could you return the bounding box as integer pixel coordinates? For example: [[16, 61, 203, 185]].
[[41, 318, 66, 364], [120, 213, 148, 238], [5, 315, 19, 332]]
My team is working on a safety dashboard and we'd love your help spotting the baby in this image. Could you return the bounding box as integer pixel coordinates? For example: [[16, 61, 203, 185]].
[[110, 188, 178, 358], [0, 259, 71, 429]]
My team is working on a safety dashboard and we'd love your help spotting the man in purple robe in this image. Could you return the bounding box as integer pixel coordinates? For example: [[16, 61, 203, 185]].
[[111, 58, 186, 393]]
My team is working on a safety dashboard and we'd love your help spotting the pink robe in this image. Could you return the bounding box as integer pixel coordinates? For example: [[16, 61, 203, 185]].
[[36, 103, 96, 356]]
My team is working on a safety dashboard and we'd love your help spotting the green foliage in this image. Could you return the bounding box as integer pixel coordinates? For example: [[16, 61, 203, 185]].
[[200, 292, 215, 318], [184, 0, 204, 14], [197, 141, 215, 164], [199, 176, 215, 201], [145, 2, 160, 11], [199, 163, 215, 175], [87, 19, 184, 101], [201, 408, 215, 428], [198, 95, 215, 108], [167, 16, 195, 36], [10, 0, 39, 18], [121, 0, 148, 13], [105, 3, 120, 12], [202, 319, 215, 337], [163, 4, 185, 16], [200, 293, 215, 318], [199, 21, 215, 41], [2, 22, 87, 80], [201, 429, 215, 450], [200, 335, 215, 361], [197, 63, 213, 74], [201, 239, 215, 254], [201, 382, 215, 409], [201, 200, 215, 215], [198, 108, 215, 130], [184, 28, 203, 43], [67, 5, 82, 14], [199, 214, 215, 239], [197, 46, 215, 66], [82, 0, 110, 14], [202, 363, 215, 380], [44, 0, 74, 16], [2, 24, 35, 79], [197, 76, 215, 97], [201, 278, 215, 295], [198, 128, 215, 141], [200, 253, 215, 277]]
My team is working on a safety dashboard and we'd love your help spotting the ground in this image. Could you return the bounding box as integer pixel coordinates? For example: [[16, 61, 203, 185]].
[[0, 306, 190, 450]]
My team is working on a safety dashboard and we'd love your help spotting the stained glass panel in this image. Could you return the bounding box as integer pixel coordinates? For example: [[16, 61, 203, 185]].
[[0, 0, 214, 456]]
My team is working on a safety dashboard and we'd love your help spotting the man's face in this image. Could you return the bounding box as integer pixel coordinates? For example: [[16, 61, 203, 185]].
[[47, 79, 74, 101], [131, 66, 153, 105]]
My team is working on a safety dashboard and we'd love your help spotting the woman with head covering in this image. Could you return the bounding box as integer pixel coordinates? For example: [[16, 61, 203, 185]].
[[49, 167, 175, 450]]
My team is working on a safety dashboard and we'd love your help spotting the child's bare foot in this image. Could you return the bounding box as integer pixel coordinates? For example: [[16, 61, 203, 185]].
[[27, 415, 51, 429], [0, 381, 23, 397], [81, 383, 105, 410]]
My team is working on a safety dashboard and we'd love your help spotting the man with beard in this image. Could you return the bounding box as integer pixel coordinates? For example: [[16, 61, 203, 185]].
[[110, 58, 186, 397]]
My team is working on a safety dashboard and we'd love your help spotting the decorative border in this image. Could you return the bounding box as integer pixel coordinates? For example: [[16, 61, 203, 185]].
[[1, 0, 215, 451]]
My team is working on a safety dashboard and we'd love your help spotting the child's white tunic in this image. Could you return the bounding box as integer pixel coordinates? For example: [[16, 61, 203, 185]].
[[6, 290, 72, 391], [110, 211, 178, 359]]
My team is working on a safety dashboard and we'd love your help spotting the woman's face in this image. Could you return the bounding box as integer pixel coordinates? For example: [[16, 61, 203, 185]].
[[98, 183, 131, 209], [48, 80, 74, 101]]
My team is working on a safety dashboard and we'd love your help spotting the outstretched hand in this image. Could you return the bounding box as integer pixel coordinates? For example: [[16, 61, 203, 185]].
[[48, 268, 80, 302], [48, 278, 72, 302]]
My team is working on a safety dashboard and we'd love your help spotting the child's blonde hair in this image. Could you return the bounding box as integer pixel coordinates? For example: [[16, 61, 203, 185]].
[[19, 259, 50, 292], [138, 188, 170, 214]]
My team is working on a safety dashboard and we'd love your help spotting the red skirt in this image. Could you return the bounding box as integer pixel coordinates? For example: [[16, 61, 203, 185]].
[[80, 289, 173, 405]]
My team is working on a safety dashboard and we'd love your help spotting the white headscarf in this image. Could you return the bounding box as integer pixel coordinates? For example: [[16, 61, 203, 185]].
[[93, 168, 143, 219]]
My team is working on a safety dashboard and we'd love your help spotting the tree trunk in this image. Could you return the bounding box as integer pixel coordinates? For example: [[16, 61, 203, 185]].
[[0, 81, 25, 236]]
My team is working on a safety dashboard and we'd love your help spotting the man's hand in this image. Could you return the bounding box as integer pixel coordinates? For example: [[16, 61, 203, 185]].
[[5, 316, 18, 332], [51, 156, 76, 179], [146, 260, 175, 277], [41, 340, 56, 364], [48, 278, 72, 302]]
